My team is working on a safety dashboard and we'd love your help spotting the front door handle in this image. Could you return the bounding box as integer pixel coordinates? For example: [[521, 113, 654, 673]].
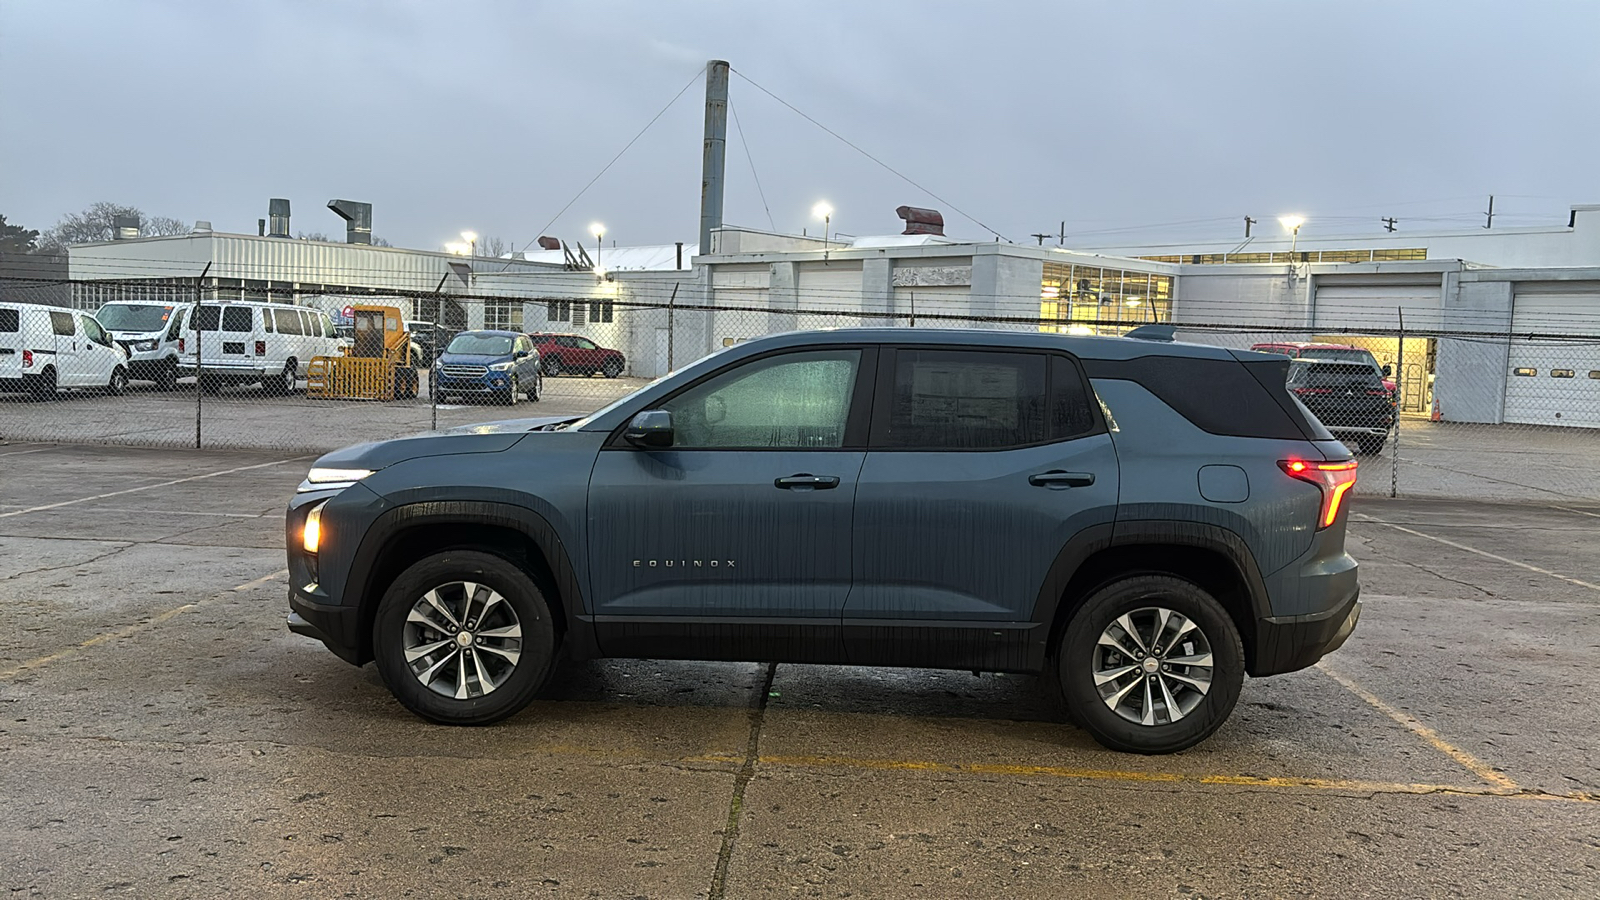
[[1029, 471, 1095, 488], [775, 474, 840, 490]]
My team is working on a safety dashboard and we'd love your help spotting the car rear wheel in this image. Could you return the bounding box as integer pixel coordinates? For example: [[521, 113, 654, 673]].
[[544, 357, 564, 377], [267, 360, 296, 396], [26, 367, 56, 401], [602, 358, 623, 378], [154, 359, 179, 391], [1057, 574, 1244, 754], [372, 550, 558, 725]]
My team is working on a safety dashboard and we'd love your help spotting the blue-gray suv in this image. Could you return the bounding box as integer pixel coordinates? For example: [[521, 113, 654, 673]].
[[286, 328, 1361, 753]]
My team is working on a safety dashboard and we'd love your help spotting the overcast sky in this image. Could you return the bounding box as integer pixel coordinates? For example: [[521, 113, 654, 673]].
[[5, 1, 1598, 253]]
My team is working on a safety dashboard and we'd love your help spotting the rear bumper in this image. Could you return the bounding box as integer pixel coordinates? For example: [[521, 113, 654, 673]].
[[1252, 588, 1361, 676], [179, 361, 268, 380]]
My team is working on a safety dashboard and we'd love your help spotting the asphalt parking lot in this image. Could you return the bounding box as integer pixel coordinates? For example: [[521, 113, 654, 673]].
[[1, 443, 1597, 898]]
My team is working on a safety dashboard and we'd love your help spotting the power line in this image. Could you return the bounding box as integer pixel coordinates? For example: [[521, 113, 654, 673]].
[[501, 63, 706, 269], [729, 99, 776, 232], [729, 67, 1009, 241]]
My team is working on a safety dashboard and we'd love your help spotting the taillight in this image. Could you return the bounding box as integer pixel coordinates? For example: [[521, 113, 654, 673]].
[[1280, 458, 1359, 529], [1292, 387, 1331, 394], [1366, 389, 1389, 396], [255, 340, 267, 356], [22, 350, 33, 367], [178, 338, 186, 352]]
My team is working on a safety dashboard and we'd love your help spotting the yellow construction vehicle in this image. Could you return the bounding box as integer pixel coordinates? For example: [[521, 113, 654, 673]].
[[306, 305, 419, 400]]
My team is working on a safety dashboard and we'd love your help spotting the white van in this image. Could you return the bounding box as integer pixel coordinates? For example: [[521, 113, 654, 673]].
[[95, 302, 188, 390], [0, 301, 131, 400], [178, 301, 342, 395]]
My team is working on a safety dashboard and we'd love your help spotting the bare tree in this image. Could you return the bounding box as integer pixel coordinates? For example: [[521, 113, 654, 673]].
[[371, 236, 393, 248], [39, 202, 190, 250], [477, 236, 508, 258], [296, 231, 333, 242]]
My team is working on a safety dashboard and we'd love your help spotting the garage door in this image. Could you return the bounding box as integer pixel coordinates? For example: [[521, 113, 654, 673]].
[[1504, 289, 1600, 429], [1312, 282, 1442, 332], [797, 261, 866, 321]]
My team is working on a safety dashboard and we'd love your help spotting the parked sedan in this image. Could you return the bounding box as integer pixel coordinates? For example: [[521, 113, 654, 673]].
[[1287, 360, 1393, 455], [528, 332, 626, 378]]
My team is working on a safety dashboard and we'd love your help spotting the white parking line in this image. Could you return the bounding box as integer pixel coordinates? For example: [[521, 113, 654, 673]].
[[0, 447, 56, 458], [1354, 513, 1600, 593], [0, 458, 304, 520], [1552, 505, 1600, 520]]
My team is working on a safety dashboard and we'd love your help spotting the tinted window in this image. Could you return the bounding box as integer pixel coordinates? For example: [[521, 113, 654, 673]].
[[165, 308, 186, 341], [663, 349, 860, 449], [274, 308, 301, 335], [1085, 355, 1312, 441], [1303, 348, 1377, 368], [0, 308, 17, 333], [221, 307, 253, 333], [194, 306, 220, 331], [1050, 356, 1097, 439], [1294, 363, 1383, 389], [50, 311, 75, 336], [877, 349, 1047, 450]]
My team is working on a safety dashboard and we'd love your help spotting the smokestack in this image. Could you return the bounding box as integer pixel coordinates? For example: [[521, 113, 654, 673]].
[[258, 219, 266, 236], [676, 241, 684, 270], [327, 199, 373, 244], [112, 215, 141, 240], [537, 236, 560, 251], [268, 199, 291, 237], [896, 206, 945, 236], [698, 60, 729, 256]]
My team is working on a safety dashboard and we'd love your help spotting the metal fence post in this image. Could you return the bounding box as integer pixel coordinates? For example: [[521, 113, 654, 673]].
[[193, 262, 211, 449], [1392, 308, 1404, 498], [430, 276, 447, 433], [666, 283, 678, 371]]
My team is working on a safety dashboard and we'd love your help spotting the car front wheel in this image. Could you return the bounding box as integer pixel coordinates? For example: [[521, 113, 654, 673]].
[[372, 551, 558, 725], [1057, 574, 1244, 754]]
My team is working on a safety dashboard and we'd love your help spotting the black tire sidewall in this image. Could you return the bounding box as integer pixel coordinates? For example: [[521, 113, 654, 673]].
[[372, 550, 558, 725], [1059, 574, 1244, 754]]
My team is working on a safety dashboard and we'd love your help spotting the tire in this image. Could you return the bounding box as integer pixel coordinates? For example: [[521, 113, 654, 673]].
[[602, 358, 623, 379], [106, 367, 129, 396], [528, 372, 542, 402], [1358, 436, 1386, 456], [26, 367, 56, 402], [544, 357, 564, 377], [1057, 574, 1244, 754], [395, 367, 418, 400], [154, 359, 179, 391], [499, 375, 519, 406], [268, 360, 296, 396], [372, 550, 558, 725]]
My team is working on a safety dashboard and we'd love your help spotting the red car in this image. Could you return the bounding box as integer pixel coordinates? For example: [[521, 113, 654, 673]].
[[528, 332, 627, 378], [1251, 341, 1396, 395]]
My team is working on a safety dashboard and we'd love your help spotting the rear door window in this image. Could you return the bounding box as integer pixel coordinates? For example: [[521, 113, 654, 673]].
[[275, 308, 303, 335], [0, 308, 18, 332], [221, 307, 253, 333], [194, 306, 221, 331], [50, 311, 75, 336], [874, 349, 1049, 450]]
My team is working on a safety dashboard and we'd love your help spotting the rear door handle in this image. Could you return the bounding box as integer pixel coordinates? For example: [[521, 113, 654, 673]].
[[1029, 471, 1095, 488], [775, 474, 840, 490]]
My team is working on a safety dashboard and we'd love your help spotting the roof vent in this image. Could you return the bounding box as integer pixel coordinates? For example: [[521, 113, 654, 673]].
[[537, 236, 561, 251], [268, 199, 291, 238], [327, 199, 372, 244], [896, 205, 944, 236], [113, 215, 141, 240], [191, 220, 213, 234]]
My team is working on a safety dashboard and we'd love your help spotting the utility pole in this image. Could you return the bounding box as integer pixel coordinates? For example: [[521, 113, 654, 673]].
[[1057, 221, 1066, 246], [698, 60, 730, 256], [1382, 217, 1398, 232], [1244, 216, 1256, 238], [1483, 195, 1495, 229], [1031, 233, 1051, 246]]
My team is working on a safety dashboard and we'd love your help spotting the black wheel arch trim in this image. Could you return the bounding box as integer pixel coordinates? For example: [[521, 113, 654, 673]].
[[344, 499, 595, 664], [1030, 519, 1271, 665]]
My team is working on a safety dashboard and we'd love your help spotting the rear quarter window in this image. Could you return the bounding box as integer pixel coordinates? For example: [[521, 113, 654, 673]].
[[0, 308, 18, 332], [1084, 355, 1318, 441]]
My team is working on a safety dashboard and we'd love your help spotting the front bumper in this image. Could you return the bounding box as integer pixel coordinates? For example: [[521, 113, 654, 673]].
[[1252, 588, 1361, 676], [436, 372, 514, 395], [288, 589, 363, 665]]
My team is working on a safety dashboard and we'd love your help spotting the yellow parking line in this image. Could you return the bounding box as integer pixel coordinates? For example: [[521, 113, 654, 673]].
[[0, 569, 288, 681], [1317, 662, 1519, 791]]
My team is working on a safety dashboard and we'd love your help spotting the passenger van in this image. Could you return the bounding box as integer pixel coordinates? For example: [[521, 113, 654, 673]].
[[178, 301, 342, 394], [0, 301, 130, 399], [95, 302, 187, 390]]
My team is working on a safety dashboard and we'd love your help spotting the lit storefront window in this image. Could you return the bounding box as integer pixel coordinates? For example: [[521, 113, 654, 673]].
[[1041, 263, 1173, 335]]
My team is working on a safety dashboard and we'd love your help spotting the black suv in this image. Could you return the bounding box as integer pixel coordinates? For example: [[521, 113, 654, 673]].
[[287, 329, 1361, 753], [1287, 360, 1394, 455]]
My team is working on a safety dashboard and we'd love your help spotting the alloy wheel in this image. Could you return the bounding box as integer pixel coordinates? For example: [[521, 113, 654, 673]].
[[1092, 606, 1214, 726], [402, 581, 524, 700]]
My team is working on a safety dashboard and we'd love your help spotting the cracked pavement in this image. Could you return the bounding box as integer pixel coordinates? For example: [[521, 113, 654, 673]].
[[1, 445, 1597, 898]]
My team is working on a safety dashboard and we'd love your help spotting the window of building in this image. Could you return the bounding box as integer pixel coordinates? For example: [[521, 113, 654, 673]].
[[662, 349, 860, 449], [875, 349, 1048, 450], [590, 299, 615, 323], [1513, 367, 1537, 376], [547, 299, 571, 322], [1551, 369, 1576, 378], [1041, 263, 1173, 336], [486, 300, 523, 332]]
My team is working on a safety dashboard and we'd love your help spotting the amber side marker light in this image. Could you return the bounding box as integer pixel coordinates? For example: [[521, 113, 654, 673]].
[[1280, 458, 1359, 528]]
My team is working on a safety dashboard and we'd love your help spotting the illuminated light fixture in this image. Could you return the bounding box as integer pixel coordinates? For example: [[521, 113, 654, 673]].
[[1041, 285, 1061, 298], [1125, 297, 1142, 307], [1279, 458, 1359, 529], [1278, 215, 1305, 256], [445, 241, 470, 256], [590, 223, 606, 271], [813, 202, 833, 252], [1066, 324, 1094, 336], [460, 230, 478, 244]]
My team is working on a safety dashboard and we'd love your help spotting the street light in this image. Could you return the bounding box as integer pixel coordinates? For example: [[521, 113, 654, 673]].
[[590, 222, 606, 272], [1278, 215, 1305, 256], [460, 231, 478, 257], [812, 202, 833, 251]]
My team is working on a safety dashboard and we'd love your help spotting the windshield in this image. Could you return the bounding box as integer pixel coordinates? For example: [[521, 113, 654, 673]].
[[446, 333, 515, 356], [1303, 348, 1376, 367], [96, 304, 174, 332]]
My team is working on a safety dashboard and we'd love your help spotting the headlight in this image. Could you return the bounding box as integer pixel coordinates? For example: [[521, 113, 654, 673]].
[[297, 467, 374, 493], [133, 339, 159, 352], [489, 361, 515, 371], [302, 501, 327, 554]]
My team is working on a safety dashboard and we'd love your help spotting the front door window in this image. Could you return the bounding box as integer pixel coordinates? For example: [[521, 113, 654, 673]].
[[661, 350, 860, 449]]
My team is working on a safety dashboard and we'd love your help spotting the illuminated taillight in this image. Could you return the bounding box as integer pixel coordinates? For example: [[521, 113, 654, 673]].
[[255, 340, 267, 356], [22, 350, 33, 368], [1281, 458, 1359, 529], [1366, 389, 1389, 396], [1292, 387, 1331, 395]]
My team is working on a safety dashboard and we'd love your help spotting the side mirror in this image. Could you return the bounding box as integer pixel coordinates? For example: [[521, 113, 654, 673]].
[[1381, 364, 1393, 376], [624, 410, 674, 449], [514, 350, 529, 359]]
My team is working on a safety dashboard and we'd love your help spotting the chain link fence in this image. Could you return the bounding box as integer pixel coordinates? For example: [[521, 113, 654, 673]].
[[2, 274, 1596, 503]]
